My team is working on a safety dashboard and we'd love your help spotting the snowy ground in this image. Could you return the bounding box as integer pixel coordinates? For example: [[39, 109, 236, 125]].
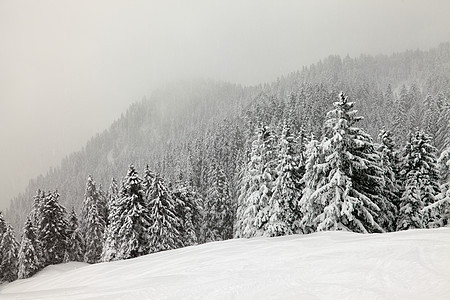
[[1, 228, 450, 300]]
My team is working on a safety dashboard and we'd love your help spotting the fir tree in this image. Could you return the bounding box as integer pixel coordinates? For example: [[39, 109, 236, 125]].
[[397, 131, 440, 230], [0, 223, 19, 283], [102, 178, 120, 262], [148, 172, 183, 252], [81, 175, 105, 263], [204, 161, 234, 241], [18, 216, 40, 279], [235, 125, 276, 238], [376, 129, 399, 231], [267, 122, 303, 236], [38, 191, 69, 266], [115, 165, 152, 259], [311, 93, 384, 233], [64, 208, 84, 262]]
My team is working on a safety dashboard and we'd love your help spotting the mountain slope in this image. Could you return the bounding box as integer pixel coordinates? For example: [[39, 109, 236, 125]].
[[2, 227, 450, 299]]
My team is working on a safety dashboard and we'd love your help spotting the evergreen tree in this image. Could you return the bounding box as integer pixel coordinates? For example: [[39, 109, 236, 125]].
[[204, 161, 234, 241], [115, 165, 152, 259], [309, 93, 384, 233], [81, 175, 105, 263], [102, 178, 120, 262], [18, 216, 40, 279], [392, 85, 409, 145], [397, 131, 440, 230], [148, 172, 183, 252], [64, 208, 84, 262], [0, 223, 19, 283], [0, 211, 6, 237], [267, 122, 303, 236], [376, 129, 399, 231], [173, 183, 203, 245], [234, 125, 276, 238], [299, 136, 326, 233], [38, 191, 69, 266]]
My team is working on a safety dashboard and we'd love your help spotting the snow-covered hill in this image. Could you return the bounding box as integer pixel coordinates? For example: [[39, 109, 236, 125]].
[[1, 228, 450, 300]]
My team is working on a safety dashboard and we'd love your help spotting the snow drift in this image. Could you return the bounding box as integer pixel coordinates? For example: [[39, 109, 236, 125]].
[[1, 228, 450, 300]]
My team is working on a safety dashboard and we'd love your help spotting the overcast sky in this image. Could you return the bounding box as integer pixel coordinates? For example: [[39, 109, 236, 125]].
[[1, 0, 449, 210]]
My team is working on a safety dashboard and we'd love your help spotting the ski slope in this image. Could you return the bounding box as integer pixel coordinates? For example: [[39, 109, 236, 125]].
[[1, 228, 450, 299]]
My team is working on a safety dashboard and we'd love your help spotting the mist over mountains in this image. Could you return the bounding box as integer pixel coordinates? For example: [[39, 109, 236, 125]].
[[5, 43, 450, 231]]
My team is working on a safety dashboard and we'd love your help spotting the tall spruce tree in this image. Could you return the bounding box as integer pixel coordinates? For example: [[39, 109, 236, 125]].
[[308, 93, 384, 233], [18, 216, 40, 279], [0, 223, 19, 283], [148, 172, 183, 252], [81, 175, 105, 263], [115, 165, 152, 259], [267, 122, 303, 236], [102, 178, 120, 262], [38, 191, 69, 266], [397, 131, 441, 230], [64, 208, 85, 262]]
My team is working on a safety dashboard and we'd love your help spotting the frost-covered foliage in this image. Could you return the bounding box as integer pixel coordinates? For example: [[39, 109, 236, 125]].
[[18, 216, 39, 279], [304, 93, 385, 233], [38, 191, 68, 266], [204, 161, 234, 241], [64, 208, 84, 262], [173, 184, 203, 246], [397, 131, 440, 230], [267, 122, 303, 236], [0, 223, 18, 283], [148, 172, 183, 252], [115, 165, 152, 259], [101, 178, 120, 262], [235, 125, 276, 238], [81, 176, 106, 263]]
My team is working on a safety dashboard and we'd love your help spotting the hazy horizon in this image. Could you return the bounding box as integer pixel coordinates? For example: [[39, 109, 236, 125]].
[[1, 0, 450, 211]]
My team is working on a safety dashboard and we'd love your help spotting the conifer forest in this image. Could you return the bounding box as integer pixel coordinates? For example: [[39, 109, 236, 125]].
[[1, 43, 449, 284]]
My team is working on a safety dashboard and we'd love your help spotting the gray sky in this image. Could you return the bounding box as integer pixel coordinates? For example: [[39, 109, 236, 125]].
[[1, 0, 449, 210]]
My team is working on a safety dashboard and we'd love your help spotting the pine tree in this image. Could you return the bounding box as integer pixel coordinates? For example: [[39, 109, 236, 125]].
[[81, 175, 105, 263], [204, 161, 234, 241], [309, 93, 384, 233], [102, 178, 120, 262], [148, 172, 183, 252], [267, 122, 303, 236], [0, 223, 19, 283], [38, 191, 69, 266], [422, 146, 450, 227], [115, 165, 152, 259], [18, 216, 40, 279], [299, 136, 326, 233], [0, 211, 6, 237], [397, 131, 440, 230], [173, 183, 203, 246], [392, 85, 409, 145], [234, 125, 276, 238], [64, 208, 84, 262], [376, 129, 399, 231]]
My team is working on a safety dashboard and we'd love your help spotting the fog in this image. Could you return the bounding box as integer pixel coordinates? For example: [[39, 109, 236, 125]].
[[0, 0, 449, 210]]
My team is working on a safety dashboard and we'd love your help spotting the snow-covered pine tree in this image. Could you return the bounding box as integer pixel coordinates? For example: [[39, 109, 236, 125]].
[[101, 177, 120, 262], [0, 211, 6, 237], [234, 125, 276, 238], [81, 175, 105, 263], [397, 131, 441, 230], [392, 85, 409, 145], [267, 121, 303, 236], [423, 146, 450, 227], [38, 191, 69, 266], [376, 129, 400, 231], [148, 172, 183, 252], [298, 136, 326, 233], [0, 223, 18, 283], [313, 92, 385, 233], [173, 183, 203, 246], [116, 165, 152, 259], [64, 208, 84, 262], [31, 189, 45, 267], [18, 216, 39, 279], [204, 161, 234, 241]]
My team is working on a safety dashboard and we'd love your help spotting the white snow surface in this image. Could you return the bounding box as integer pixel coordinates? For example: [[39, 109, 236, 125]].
[[2, 228, 450, 300]]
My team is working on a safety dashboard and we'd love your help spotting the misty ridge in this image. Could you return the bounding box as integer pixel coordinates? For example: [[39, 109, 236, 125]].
[[4, 42, 450, 232]]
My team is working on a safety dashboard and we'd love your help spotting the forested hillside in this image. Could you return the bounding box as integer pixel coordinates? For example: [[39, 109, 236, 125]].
[[5, 43, 450, 234]]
